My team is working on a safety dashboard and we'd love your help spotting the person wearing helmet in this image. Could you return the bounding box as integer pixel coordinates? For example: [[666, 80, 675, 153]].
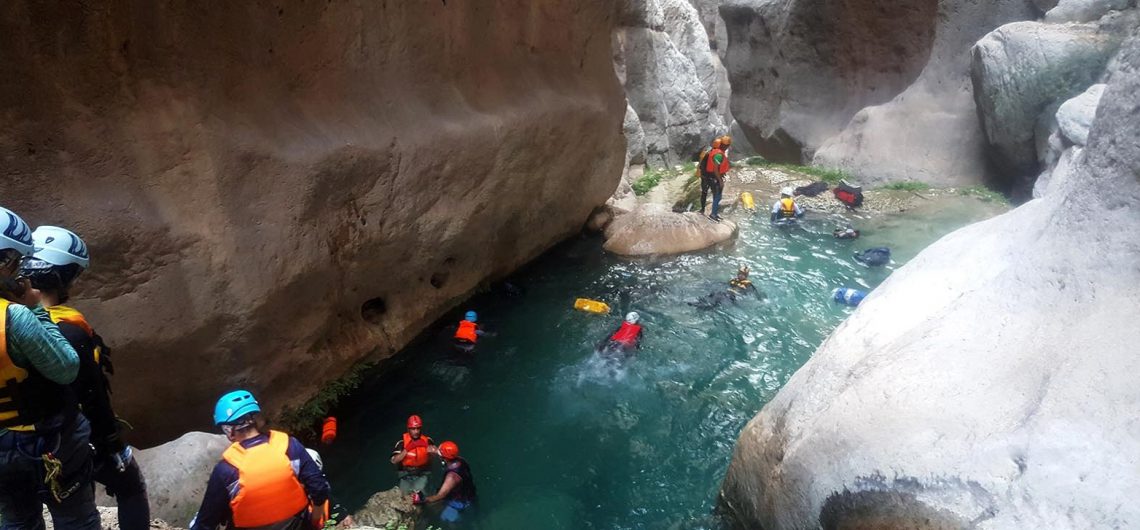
[[20, 226, 151, 530], [0, 207, 99, 530], [411, 441, 477, 523], [390, 414, 437, 494], [190, 391, 329, 530], [771, 187, 805, 223], [303, 448, 354, 529], [601, 311, 644, 356], [699, 136, 732, 222], [452, 310, 486, 353], [689, 264, 762, 309]]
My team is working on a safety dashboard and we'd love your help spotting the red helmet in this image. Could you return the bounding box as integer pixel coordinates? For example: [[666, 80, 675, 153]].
[[407, 415, 423, 429], [439, 441, 459, 459]]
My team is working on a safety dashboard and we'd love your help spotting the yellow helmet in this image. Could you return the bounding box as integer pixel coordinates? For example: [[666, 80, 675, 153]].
[[720, 135, 733, 147]]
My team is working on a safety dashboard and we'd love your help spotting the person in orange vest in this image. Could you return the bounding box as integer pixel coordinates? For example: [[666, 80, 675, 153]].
[[452, 310, 485, 353], [600, 312, 643, 356], [20, 225, 151, 530], [190, 390, 329, 530], [771, 187, 805, 223], [699, 136, 732, 221], [411, 441, 477, 522], [390, 414, 437, 494]]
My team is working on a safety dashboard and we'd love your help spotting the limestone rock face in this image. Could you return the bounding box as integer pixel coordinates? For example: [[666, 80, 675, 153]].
[[971, 21, 1122, 179], [603, 204, 736, 256], [1045, 0, 1135, 22], [0, 0, 625, 443], [721, 37, 1140, 530], [1057, 83, 1107, 146], [624, 104, 649, 165], [615, 0, 725, 167]]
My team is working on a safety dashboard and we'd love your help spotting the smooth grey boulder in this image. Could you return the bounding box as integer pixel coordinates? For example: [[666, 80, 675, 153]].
[[604, 204, 737, 256], [119, 432, 230, 526], [1045, 0, 1134, 22], [971, 21, 1122, 179], [1056, 83, 1107, 146], [721, 37, 1140, 530]]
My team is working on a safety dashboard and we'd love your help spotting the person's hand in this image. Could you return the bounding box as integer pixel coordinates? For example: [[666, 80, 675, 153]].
[[428, 445, 439, 455], [16, 280, 41, 307], [338, 515, 355, 529], [411, 491, 426, 505], [395, 450, 408, 460]]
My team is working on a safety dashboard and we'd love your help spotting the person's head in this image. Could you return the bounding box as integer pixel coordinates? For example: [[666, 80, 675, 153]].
[[214, 390, 264, 442], [407, 414, 424, 438], [19, 226, 90, 304], [0, 206, 34, 281], [625, 311, 640, 325], [720, 135, 733, 148], [711, 138, 722, 150], [737, 265, 750, 280], [464, 310, 477, 323], [438, 441, 460, 462], [780, 187, 793, 198]]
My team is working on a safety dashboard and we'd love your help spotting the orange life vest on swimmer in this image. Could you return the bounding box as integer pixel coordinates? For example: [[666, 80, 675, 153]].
[[221, 430, 310, 528], [401, 432, 433, 469], [779, 198, 797, 218], [454, 320, 478, 343], [610, 322, 642, 346], [704, 148, 730, 175]]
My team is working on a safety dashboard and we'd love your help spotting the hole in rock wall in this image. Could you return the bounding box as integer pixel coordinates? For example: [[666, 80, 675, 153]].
[[360, 297, 387, 324]]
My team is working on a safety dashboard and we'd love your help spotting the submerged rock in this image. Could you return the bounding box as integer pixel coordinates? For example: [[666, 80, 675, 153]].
[[604, 204, 737, 256], [721, 37, 1140, 529], [350, 488, 417, 528]]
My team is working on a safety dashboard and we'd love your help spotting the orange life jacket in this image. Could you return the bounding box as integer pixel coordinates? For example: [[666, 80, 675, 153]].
[[46, 305, 103, 363], [454, 320, 478, 343], [780, 198, 797, 218], [610, 322, 642, 346], [704, 148, 730, 175], [401, 432, 433, 469], [222, 430, 310, 528]]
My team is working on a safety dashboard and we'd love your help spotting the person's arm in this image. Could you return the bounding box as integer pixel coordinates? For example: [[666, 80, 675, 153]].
[[635, 329, 643, 349], [795, 202, 805, 218], [390, 440, 407, 465], [289, 438, 330, 505], [424, 471, 461, 504], [189, 463, 236, 530], [713, 153, 726, 183], [770, 202, 780, 222], [6, 304, 79, 384]]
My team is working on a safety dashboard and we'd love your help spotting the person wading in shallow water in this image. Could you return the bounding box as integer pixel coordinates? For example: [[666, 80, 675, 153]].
[[411, 441, 476, 523], [391, 414, 437, 494]]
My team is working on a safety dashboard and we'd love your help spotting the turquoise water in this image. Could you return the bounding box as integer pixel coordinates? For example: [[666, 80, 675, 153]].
[[322, 196, 1003, 529]]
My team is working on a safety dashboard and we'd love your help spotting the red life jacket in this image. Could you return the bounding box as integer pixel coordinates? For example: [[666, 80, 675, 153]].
[[401, 433, 433, 469], [704, 148, 730, 175], [610, 322, 642, 346], [454, 320, 478, 343]]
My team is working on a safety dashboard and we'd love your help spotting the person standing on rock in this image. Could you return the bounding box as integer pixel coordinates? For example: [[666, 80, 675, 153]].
[[0, 206, 100, 530], [19, 225, 152, 530], [700, 136, 732, 222], [191, 390, 329, 530], [771, 187, 805, 223], [411, 441, 476, 523], [390, 414, 437, 494]]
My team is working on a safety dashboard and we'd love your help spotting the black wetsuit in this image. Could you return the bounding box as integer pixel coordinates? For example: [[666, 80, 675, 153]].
[[690, 279, 760, 309]]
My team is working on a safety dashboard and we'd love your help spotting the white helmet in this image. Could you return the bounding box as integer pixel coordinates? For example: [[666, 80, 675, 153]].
[[780, 187, 794, 197], [0, 207, 34, 256], [306, 448, 324, 470], [30, 226, 89, 269], [625, 312, 640, 324]]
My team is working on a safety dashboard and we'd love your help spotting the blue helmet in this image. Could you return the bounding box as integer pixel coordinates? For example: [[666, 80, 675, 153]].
[[465, 310, 477, 323], [0, 206, 34, 257], [214, 390, 261, 426]]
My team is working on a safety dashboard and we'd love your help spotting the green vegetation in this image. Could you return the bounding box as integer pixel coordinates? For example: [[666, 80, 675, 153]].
[[957, 185, 1009, 204], [279, 360, 376, 436], [880, 181, 932, 192], [632, 168, 668, 196], [744, 156, 849, 184]]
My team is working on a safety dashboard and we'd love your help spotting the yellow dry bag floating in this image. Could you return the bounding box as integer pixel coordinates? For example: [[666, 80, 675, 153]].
[[741, 192, 756, 211], [574, 298, 611, 314]]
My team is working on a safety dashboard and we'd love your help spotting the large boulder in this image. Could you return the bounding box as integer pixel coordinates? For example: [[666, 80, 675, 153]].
[[112, 432, 230, 525], [615, 0, 726, 167], [603, 204, 737, 256], [721, 37, 1140, 529], [0, 0, 625, 443], [1056, 83, 1107, 146], [809, 0, 1039, 187], [971, 21, 1123, 182]]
